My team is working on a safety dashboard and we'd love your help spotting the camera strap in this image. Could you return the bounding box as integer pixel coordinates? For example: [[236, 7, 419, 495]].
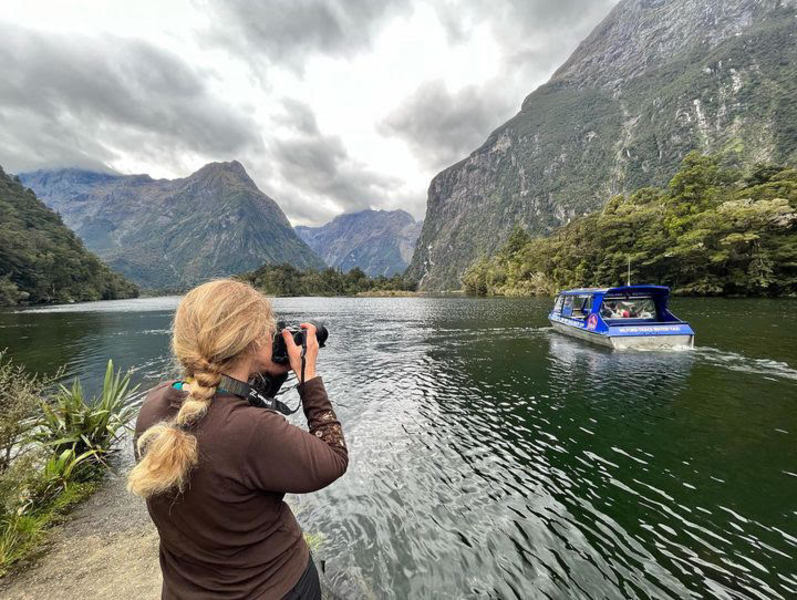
[[300, 334, 307, 384], [249, 388, 302, 415], [218, 374, 301, 416]]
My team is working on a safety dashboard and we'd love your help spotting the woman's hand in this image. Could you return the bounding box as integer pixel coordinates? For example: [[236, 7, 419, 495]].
[[281, 322, 319, 382]]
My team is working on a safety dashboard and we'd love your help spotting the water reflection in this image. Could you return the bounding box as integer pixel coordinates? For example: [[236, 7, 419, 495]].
[[547, 335, 695, 401]]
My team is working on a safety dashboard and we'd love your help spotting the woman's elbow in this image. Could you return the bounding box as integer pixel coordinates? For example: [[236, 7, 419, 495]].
[[306, 451, 348, 492], [321, 452, 349, 487]]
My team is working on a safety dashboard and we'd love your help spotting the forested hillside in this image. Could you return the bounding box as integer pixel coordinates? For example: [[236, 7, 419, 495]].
[[0, 167, 138, 305], [463, 154, 796, 297], [238, 263, 416, 297], [409, 0, 797, 290]]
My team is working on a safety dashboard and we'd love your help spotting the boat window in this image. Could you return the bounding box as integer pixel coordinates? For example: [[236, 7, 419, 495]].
[[600, 297, 656, 320], [571, 295, 592, 319], [561, 295, 574, 316], [553, 295, 564, 313]]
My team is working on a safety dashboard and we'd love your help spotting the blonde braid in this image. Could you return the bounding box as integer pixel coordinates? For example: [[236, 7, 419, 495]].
[[175, 357, 223, 429], [128, 279, 275, 499]]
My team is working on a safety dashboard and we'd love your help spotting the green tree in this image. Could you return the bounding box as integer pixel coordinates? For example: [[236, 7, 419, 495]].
[[463, 154, 797, 297]]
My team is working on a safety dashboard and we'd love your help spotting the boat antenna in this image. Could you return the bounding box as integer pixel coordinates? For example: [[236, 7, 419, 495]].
[[627, 256, 631, 286]]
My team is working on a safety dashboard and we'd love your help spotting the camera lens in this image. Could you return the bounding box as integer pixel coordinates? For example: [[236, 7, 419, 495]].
[[271, 321, 328, 364], [310, 321, 328, 347]]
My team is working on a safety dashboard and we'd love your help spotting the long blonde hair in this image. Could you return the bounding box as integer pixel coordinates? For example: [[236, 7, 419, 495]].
[[127, 279, 275, 498]]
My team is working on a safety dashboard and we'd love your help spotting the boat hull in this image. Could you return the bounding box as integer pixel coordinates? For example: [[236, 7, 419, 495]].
[[550, 320, 694, 350]]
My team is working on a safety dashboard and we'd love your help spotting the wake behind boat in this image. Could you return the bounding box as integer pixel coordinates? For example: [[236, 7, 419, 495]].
[[548, 285, 695, 350]]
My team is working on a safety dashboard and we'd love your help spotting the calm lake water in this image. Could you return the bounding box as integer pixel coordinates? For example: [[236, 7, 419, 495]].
[[1, 296, 796, 599]]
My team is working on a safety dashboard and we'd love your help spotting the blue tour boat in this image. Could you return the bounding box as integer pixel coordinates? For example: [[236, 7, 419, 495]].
[[548, 285, 694, 349]]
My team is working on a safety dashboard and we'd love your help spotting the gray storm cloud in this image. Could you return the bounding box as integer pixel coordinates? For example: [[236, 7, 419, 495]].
[[272, 99, 400, 220], [203, 0, 411, 69], [381, 0, 618, 173], [380, 81, 515, 168], [0, 0, 618, 224], [0, 25, 261, 173]]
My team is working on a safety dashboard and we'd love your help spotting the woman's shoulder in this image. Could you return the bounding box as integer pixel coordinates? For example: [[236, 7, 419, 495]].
[[144, 380, 184, 407], [135, 381, 182, 435], [204, 400, 292, 460], [148, 380, 177, 394]]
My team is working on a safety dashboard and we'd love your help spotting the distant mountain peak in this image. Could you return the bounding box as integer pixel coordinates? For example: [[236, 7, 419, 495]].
[[195, 159, 247, 175], [18, 162, 324, 288], [296, 208, 422, 277], [324, 208, 415, 226], [189, 160, 255, 186], [17, 167, 123, 186], [19, 165, 121, 178]]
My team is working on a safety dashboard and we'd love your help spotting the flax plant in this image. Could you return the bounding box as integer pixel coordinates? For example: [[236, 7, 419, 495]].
[[0, 358, 137, 574], [35, 360, 138, 460]]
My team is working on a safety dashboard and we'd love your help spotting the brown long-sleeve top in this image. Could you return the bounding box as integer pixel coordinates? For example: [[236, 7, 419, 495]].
[[133, 377, 347, 600]]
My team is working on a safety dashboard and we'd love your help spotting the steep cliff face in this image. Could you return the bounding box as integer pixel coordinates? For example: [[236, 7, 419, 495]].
[[296, 209, 422, 277], [408, 0, 797, 290], [19, 161, 324, 288]]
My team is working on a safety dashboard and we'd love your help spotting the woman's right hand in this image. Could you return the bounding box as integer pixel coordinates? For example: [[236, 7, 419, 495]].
[[281, 322, 319, 382]]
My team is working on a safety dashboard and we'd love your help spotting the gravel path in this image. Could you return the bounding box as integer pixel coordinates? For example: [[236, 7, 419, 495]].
[[0, 442, 339, 599], [0, 445, 162, 600]]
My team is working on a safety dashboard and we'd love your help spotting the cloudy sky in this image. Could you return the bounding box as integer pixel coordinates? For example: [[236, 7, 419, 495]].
[[0, 0, 617, 225]]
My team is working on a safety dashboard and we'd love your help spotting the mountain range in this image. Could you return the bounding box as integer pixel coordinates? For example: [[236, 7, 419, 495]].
[[295, 209, 422, 277], [407, 0, 797, 289], [19, 161, 324, 289]]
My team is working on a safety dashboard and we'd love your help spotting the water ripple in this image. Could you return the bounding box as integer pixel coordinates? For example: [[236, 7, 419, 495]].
[[1, 296, 795, 599]]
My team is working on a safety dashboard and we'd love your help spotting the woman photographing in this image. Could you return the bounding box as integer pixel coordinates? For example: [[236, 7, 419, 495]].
[[128, 279, 347, 599]]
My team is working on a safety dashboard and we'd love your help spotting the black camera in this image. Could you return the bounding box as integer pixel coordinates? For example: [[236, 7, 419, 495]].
[[271, 320, 328, 365]]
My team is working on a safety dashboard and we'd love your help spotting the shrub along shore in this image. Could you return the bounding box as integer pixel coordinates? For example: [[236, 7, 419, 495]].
[[238, 263, 417, 297], [0, 354, 136, 574], [463, 153, 797, 298]]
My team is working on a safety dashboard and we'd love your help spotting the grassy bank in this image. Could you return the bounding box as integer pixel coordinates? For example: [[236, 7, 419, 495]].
[[0, 356, 136, 575]]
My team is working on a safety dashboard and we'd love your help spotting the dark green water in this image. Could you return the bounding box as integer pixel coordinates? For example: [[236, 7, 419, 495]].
[[1, 297, 795, 599]]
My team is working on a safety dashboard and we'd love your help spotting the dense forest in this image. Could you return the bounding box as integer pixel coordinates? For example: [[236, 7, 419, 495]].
[[0, 167, 139, 306], [239, 263, 417, 297], [463, 153, 797, 297]]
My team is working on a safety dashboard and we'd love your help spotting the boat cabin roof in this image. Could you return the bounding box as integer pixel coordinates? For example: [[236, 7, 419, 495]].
[[556, 285, 670, 297]]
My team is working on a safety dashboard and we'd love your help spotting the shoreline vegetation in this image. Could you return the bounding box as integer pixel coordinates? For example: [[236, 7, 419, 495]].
[[0, 355, 135, 575], [237, 263, 417, 297], [463, 154, 797, 298], [355, 289, 420, 297], [0, 168, 139, 308]]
